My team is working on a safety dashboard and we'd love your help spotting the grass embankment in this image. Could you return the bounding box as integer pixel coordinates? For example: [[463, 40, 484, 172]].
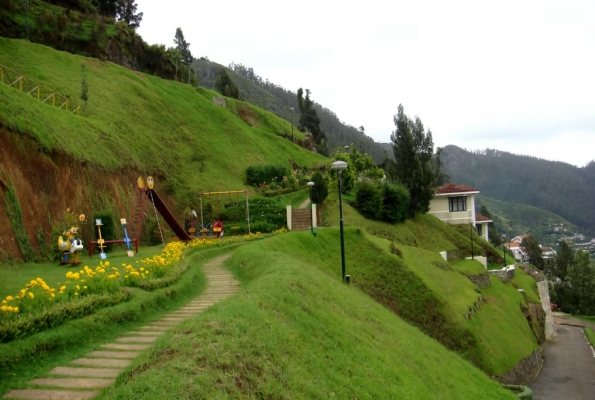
[[0, 38, 325, 195], [0, 245, 235, 397], [511, 268, 541, 304], [451, 259, 487, 275], [584, 327, 595, 348], [320, 197, 540, 376], [101, 234, 515, 399]]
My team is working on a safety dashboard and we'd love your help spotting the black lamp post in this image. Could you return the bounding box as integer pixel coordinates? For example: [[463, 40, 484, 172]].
[[307, 181, 316, 237], [290, 107, 294, 142], [331, 160, 348, 283], [470, 223, 474, 260]]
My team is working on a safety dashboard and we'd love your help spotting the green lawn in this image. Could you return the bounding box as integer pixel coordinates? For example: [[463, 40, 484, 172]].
[[278, 188, 311, 208], [0, 245, 164, 299], [510, 269, 541, 304], [451, 259, 488, 275], [100, 235, 515, 399]]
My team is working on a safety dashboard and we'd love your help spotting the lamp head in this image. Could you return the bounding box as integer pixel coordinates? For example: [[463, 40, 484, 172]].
[[307, 181, 315, 187], [331, 160, 348, 171]]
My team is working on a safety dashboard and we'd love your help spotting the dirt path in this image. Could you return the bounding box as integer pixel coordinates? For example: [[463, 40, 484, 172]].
[[4, 253, 238, 400], [298, 198, 310, 209], [530, 315, 595, 399]]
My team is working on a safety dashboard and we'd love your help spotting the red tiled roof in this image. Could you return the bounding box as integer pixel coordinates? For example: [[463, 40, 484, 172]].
[[506, 242, 522, 249], [436, 183, 479, 195], [475, 214, 492, 222]]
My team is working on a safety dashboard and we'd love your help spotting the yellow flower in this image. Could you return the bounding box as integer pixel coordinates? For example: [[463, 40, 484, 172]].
[[1, 300, 6, 305], [83, 286, 87, 289], [76, 285, 80, 290], [7, 306, 13, 312], [6, 296, 13, 301], [13, 307, 18, 313], [28, 292, 34, 299], [74, 292, 79, 296], [60, 286, 66, 291], [1, 306, 6, 312], [50, 293, 55, 298], [59, 291, 64, 295], [104, 261, 110, 267]]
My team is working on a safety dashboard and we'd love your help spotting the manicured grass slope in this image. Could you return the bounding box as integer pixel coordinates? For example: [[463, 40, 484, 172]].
[[102, 236, 515, 399], [0, 38, 324, 194]]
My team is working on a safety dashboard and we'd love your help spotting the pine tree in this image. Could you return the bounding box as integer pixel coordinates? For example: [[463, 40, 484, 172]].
[[117, 0, 143, 28], [297, 88, 328, 156], [390, 104, 436, 217], [521, 235, 544, 269], [553, 241, 574, 281], [214, 69, 240, 99], [173, 28, 193, 83]]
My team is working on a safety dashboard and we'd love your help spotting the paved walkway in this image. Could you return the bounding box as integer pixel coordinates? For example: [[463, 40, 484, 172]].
[[4, 254, 237, 400], [530, 317, 595, 400]]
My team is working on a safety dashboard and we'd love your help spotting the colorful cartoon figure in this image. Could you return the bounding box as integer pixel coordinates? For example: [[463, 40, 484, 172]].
[[57, 227, 84, 265]]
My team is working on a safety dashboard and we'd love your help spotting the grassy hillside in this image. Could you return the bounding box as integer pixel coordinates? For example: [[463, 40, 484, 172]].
[[477, 195, 577, 245], [0, 38, 325, 196], [319, 196, 539, 375], [101, 232, 515, 399]]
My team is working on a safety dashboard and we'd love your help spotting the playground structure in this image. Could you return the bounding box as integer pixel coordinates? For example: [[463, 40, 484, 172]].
[[200, 190, 250, 235], [57, 226, 84, 265]]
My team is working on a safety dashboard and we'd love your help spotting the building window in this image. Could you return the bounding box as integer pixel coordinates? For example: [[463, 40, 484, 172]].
[[476, 225, 482, 236], [449, 196, 467, 212]]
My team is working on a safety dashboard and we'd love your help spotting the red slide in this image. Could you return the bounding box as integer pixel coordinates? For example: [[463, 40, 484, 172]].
[[146, 189, 192, 241]]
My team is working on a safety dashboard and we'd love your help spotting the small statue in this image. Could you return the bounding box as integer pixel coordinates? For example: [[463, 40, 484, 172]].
[[57, 226, 84, 265]]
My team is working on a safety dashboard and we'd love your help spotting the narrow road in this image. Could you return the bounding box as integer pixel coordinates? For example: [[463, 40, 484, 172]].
[[530, 319, 595, 399]]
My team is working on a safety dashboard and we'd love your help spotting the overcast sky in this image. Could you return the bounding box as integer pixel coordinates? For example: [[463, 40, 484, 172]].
[[138, 0, 595, 167]]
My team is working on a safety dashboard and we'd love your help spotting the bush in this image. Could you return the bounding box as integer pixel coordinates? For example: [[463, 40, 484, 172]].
[[355, 181, 383, 220], [311, 172, 328, 204], [245, 164, 288, 187], [382, 182, 409, 223], [92, 211, 115, 252]]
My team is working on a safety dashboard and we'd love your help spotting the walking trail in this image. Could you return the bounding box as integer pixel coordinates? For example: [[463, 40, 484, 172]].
[[298, 198, 310, 209], [4, 253, 237, 400]]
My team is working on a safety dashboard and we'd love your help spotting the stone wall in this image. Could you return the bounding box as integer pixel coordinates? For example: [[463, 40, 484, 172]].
[[464, 296, 486, 319], [498, 350, 542, 385], [489, 267, 515, 282], [467, 272, 491, 288], [537, 281, 556, 340]]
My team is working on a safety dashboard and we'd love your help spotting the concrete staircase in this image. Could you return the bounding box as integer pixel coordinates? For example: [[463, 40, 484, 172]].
[[291, 208, 314, 231], [4, 253, 238, 400]]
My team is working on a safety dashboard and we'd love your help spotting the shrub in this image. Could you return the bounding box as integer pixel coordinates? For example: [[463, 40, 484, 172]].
[[245, 165, 288, 187], [355, 181, 383, 220], [311, 172, 328, 204], [382, 182, 409, 223], [92, 211, 115, 252]]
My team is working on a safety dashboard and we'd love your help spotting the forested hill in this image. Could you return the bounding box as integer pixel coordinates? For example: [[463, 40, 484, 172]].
[[442, 145, 595, 236], [192, 60, 393, 163]]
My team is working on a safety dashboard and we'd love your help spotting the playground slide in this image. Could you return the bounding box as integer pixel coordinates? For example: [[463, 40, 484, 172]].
[[146, 189, 193, 241]]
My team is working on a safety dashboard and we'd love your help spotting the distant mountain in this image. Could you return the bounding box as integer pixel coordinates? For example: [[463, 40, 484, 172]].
[[442, 145, 595, 237], [476, 195, 577, 246], [191, 59, 393, 163]]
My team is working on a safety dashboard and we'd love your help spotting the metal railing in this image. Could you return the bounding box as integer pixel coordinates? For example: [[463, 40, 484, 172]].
[[0, 64, 81, 115]]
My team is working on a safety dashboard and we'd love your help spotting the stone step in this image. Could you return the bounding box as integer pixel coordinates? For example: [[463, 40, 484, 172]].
[[87, 350, 139, 359], [148, 321, 179, 327], [126, 330, 166, 336], [159, 317, 186, 322], [138, 326, 170, 332], [101, 343, 151, 351], [4, 389, 98, 400], [48, 366, 122, 378], [167, 313, 197, 318], [71, 358, 131, 368], [116, 336, 158, 343], [30, 378, 114, 389]]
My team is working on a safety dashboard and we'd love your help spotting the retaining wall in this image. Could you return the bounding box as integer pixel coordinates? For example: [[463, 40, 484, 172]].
[[498, 349, 542, 385], [467, 272, 491, 288]]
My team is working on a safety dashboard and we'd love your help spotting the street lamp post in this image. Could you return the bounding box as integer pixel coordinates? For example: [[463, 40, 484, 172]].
[[290, 107, 294, 142], [331, 160, 348, 283], [470, 223, 474, 260], [307, 181, 316, 237]]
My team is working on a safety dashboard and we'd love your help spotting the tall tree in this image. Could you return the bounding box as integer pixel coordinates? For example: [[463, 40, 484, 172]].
[[553, 241, 574, 281], [566, 250, 595, 315], [297, 88, 328, 156], [117, 0, 143, 28], [174, 27, 193, 82], [521, 235, 544, 269], [214, 68, 240, 99], [390, 104, 436, 217], [93, 0, 119, 17]]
